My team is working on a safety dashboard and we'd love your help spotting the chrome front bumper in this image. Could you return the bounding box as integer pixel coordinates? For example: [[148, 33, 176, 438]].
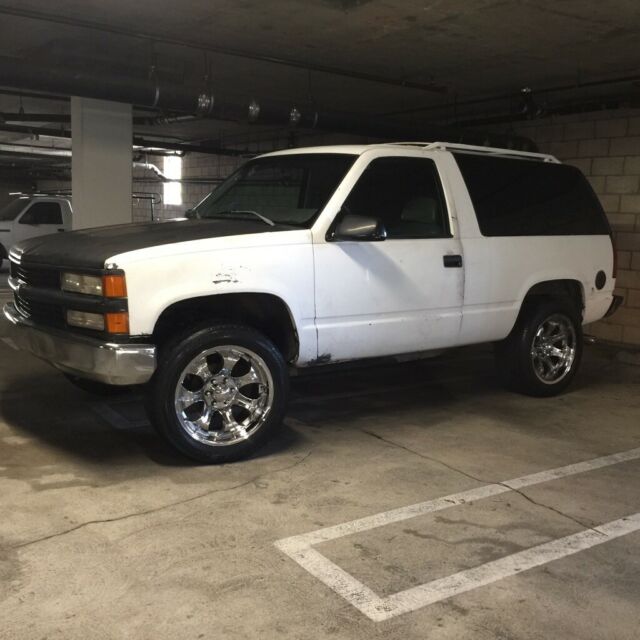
[[3, 302, 156, 385]]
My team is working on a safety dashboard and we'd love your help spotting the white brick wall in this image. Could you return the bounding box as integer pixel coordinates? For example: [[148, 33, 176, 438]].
[[509, 109, 640, 346]]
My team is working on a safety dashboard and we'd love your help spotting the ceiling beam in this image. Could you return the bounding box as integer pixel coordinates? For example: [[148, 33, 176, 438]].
[[0, 4, 446, 94]]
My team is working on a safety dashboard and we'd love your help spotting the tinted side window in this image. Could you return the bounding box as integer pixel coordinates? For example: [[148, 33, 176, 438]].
[[343, 157, 450, 239], [454, 153, 610, 236], [20, 202, 63, 225]]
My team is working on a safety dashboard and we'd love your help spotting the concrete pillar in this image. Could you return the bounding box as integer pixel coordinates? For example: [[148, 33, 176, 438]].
[[71, 97, 132, 230]]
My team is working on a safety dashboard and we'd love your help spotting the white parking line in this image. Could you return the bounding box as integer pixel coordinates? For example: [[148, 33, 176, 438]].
[[1, 337, 18, 351], [275, 446, 640, 621]]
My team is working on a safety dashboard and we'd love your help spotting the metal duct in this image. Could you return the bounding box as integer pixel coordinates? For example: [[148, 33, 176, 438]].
[[0, 57, 536, 151], [133, 162, 170, 182], [0, 123, 250, 156], [0, 143, 71, 158], [0, 149, 209, 185]]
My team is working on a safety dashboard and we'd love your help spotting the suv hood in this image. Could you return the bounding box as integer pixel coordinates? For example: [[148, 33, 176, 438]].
[[14, 218, 292, 269]]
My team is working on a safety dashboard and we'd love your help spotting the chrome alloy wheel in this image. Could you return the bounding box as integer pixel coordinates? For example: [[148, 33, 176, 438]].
[[174, 345, 274, 446], [530, 314, 577, 385]]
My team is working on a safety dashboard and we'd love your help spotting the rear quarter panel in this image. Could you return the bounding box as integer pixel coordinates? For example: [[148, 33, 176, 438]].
[[460, 235, 614, 343], [442, 151, 615, 344]]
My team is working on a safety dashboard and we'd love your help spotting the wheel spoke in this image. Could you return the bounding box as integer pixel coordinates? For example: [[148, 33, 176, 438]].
[[222, 352, 241, 374], [234, 368, 260, 388], [234, 393, 261, 415], [192, 407, 212, 431], [533, 356, 545, 378], [547, 346, 565, 359], [184, 355, 211, 381], [220, 408, 249, 440], [176, 386, 204, 410]]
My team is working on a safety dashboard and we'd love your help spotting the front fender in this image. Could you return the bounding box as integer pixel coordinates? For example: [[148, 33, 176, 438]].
[[112, 237, 317, 363]]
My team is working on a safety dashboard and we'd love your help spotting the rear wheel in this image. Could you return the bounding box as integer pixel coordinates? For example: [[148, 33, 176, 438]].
[[146, 323, 289, 463], [495, 299, 583, 397]]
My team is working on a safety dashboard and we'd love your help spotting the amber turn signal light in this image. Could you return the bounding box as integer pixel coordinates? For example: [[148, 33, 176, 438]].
[[105, 312, 129, 334], [102, 274, 127, 298]]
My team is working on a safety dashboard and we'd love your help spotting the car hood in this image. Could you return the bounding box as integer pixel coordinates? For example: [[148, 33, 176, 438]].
[[14, 218, 293, 270]]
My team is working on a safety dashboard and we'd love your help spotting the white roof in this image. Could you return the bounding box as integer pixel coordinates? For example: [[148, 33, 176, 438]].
[[260, 145, 371, 157], [259, 142, 558, 163]]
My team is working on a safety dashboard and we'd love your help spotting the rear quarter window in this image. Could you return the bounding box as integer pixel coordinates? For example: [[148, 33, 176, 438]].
[[454, 153, 611, 236]]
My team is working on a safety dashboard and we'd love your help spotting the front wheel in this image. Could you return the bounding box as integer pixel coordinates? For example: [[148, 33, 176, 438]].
[[495, 300, 583, 397], [146, 323, 289, 463]]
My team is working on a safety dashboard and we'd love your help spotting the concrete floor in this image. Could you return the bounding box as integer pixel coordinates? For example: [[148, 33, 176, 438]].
[[1, 276, 639, 639]]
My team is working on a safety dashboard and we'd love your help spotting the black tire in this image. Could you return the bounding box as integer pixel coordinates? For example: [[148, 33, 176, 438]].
[[495, 299, 583, 397], [146, 323, 289, 464], [64, 373, 133, 396]]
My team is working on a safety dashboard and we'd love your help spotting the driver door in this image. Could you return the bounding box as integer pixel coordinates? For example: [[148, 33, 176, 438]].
[[14, 200, 65, 244], [313, 155, 464, 362]]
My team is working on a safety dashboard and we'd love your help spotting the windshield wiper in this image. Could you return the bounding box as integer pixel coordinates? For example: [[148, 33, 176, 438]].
[[217, 209, 275, 227]]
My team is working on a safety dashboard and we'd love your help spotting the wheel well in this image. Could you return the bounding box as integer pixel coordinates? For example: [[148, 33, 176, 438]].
[[523, 279, 584, 309], [505, 279, 584, 338], [0, 243, 6, 260], [152, 293, 299, 362]]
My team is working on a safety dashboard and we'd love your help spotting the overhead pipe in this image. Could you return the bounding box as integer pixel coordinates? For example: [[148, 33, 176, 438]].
[[0, 142, 71, 158], [0, 146, 224, 186], [0, 57, 207, 114], [212, 99, 537, 150], [0, 112, 163, 125], [383, 73, 640, 119], [0, 123, 252, 157], [133, 162, 168, 181], [0, 57, 536, 150]]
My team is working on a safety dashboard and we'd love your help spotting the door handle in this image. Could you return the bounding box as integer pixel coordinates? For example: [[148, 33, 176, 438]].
[[57, 228, 65, 232], [443, 254, 463, 268]]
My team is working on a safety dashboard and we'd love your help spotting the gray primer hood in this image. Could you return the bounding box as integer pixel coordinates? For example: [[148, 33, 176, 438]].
[[15, 218, 291, 270]]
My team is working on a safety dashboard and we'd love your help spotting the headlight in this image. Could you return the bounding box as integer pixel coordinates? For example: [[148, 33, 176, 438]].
[[61, 273, 127, 297], [66, 310, 105, 331], [61, 273, 103, 296], [66, 310, 129, 334]]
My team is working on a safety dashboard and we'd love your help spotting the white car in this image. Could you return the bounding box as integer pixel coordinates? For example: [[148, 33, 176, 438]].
[[0, 196, 72, 269], [4, 142, 622, 463]]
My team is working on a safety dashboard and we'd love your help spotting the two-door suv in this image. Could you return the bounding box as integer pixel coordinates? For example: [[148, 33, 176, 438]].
[[4, 142, 622, 462]]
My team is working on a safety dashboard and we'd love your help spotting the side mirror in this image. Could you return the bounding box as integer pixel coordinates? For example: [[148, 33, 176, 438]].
[[330, 213, 387, 242]]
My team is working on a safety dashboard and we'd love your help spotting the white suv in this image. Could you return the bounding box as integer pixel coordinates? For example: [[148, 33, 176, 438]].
[[0, 196, 72, 270], [4, 142, 621, 463]]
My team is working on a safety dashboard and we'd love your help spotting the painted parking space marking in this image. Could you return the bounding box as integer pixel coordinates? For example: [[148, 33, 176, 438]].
[[275, 446, 640, 621]]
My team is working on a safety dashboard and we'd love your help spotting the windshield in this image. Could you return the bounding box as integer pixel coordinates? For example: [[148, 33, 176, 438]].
[[0, 198, 28, 221], [189, 153, 356, 227]]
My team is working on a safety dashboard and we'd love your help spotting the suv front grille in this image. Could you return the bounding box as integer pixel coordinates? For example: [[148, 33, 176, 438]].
[[10, 262, 61, 289], [14, 293, 66, 329], [11, 261, 65, 329]]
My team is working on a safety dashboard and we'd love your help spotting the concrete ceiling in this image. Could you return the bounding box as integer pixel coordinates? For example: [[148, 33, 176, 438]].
[[0, 0, 639, 179]]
